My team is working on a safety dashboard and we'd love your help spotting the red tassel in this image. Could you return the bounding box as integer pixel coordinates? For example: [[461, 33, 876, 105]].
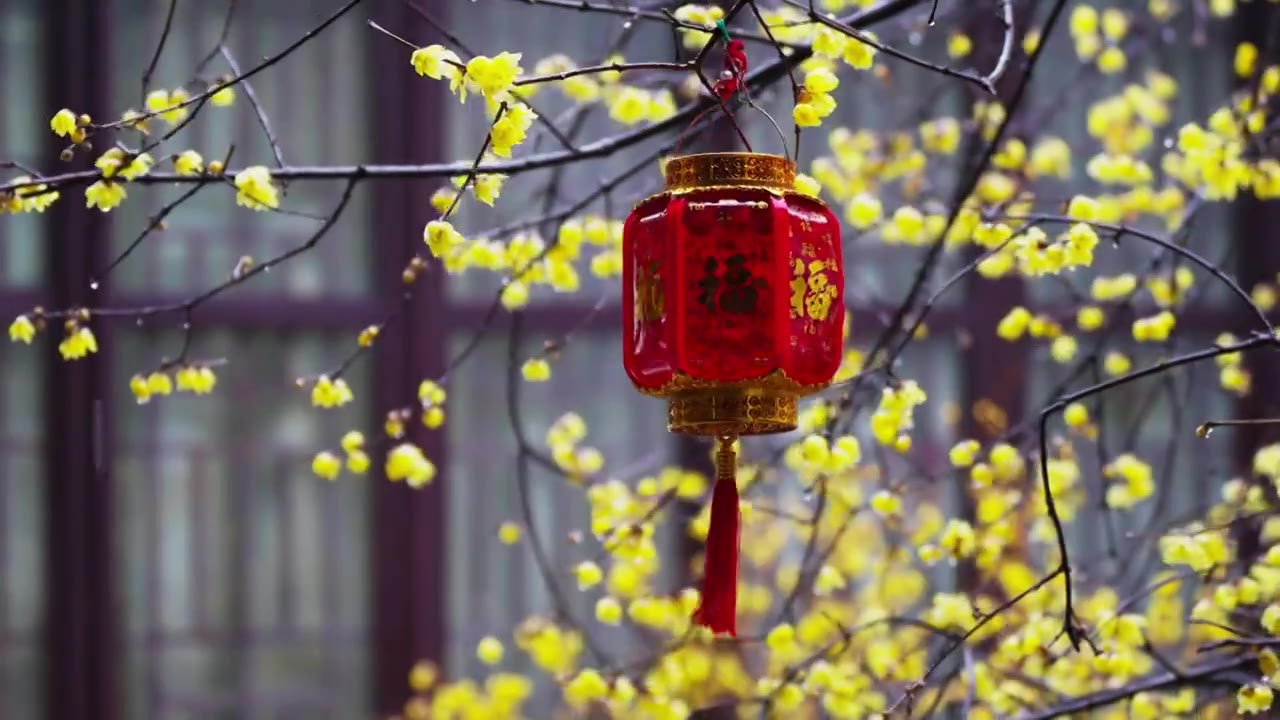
[[693, 438, 739, 636]]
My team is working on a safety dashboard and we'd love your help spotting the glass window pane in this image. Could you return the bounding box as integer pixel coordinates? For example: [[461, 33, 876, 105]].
[[0, 2, 46, 715], [444, 331, 671, 708], [106, 0, 372, 299], [0, 0, 43, 287], [0, 344, 45, 720], [114, 330, 371, 719]]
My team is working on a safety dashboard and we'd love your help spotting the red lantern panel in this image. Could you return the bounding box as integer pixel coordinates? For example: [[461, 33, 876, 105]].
[[623, 195, 675, 389], [672, 192, 784, 382], [784, 197, 844, 385]]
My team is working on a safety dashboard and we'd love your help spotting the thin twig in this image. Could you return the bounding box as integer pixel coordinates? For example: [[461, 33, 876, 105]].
[[94, 145, 236, 283], [789, 0, 1002, 95], [218, 46, 286, 168], [400, 1, 580, 153], [1014, 657, 1254, 720], [1198, 417, 1280, 436], [141, 0, 181, 102], [102, 0, 369, 130], [196, 0, 239, 73], [1004, 212, 1273, 333]]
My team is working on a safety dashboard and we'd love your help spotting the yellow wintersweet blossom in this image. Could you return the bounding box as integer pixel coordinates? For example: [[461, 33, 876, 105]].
[[812, 26, 847, 58], [233, 166, 280, 210], [209, 83, 235, 107], [845, 193, 882, 229], [595, 597, 623, 625], [312, 451, 342, 480], [311, 375, 354, 408], [345, 450, 369, 474], [1097, 46, 1127, 74], [1050, 335, 1077, 363], [1103, 351, 1131, 376], [869, 380, 926, 446], [671, 4, 724, 49], [1132, 311, 1175, 342], [419, 379, 447, 406], [173, 150, 204, 176], [490, 104, 537, 158], [949, 439, 980, 467], [870, 490, 902, 517], [466, 52, 523, 99], [49, 108, 77, 137], [58, 324, 98, 360], [1076, 305, 1105, 330], [422, 406, 445, 429], [1236, 42, 1259, 78], [794, 173, 821, 197], [574, 561, 603, 590], [3, 177, 59, 214], [145, 371, 173, 397], [920, 117, 962, 154], [608, 86, 650, 126], [996, 306, 1031, 340], [130, 374, 152, 404], [386, 443, 436, 487], [411, 44, 460, 80], [1064, 402, 1089, 428], [521, 358, 551, 382], [472, 173, 506, 206], [8, 315, 35, 344], [794, 103, 822, 128], [842, 32, 878, 69], [1070, 5, 1098, 37], [85, 181, 127, 212], [1239, 684, 1274, 715], [145, 88, 190, 125], [476, 636, 505, 665], [498, 522, 522, 545], [424, 219, 465, 260]]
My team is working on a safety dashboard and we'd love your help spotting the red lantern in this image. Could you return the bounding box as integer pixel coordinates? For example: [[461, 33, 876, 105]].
[[622, 152, 845, 635]]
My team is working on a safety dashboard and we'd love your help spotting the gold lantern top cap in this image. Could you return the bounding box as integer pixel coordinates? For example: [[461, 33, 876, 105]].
[[663, 152, 796, 194]]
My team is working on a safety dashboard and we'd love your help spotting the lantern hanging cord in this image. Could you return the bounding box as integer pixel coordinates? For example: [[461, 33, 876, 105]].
[[673, 22, 754, 155]]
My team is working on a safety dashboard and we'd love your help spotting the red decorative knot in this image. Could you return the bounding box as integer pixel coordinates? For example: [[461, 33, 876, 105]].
[[713, 39, 748, 100]]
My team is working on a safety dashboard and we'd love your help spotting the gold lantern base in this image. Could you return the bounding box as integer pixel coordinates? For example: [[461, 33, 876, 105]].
[[668, 387, 798, 436], [642, 370, 830, 436]]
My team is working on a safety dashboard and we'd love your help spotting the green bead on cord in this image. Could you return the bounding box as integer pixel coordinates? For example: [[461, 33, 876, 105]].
[[715, 18, 732, 43]]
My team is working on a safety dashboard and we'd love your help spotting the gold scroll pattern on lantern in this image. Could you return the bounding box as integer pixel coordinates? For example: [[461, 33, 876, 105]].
[[636, 260, 665, 322]]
